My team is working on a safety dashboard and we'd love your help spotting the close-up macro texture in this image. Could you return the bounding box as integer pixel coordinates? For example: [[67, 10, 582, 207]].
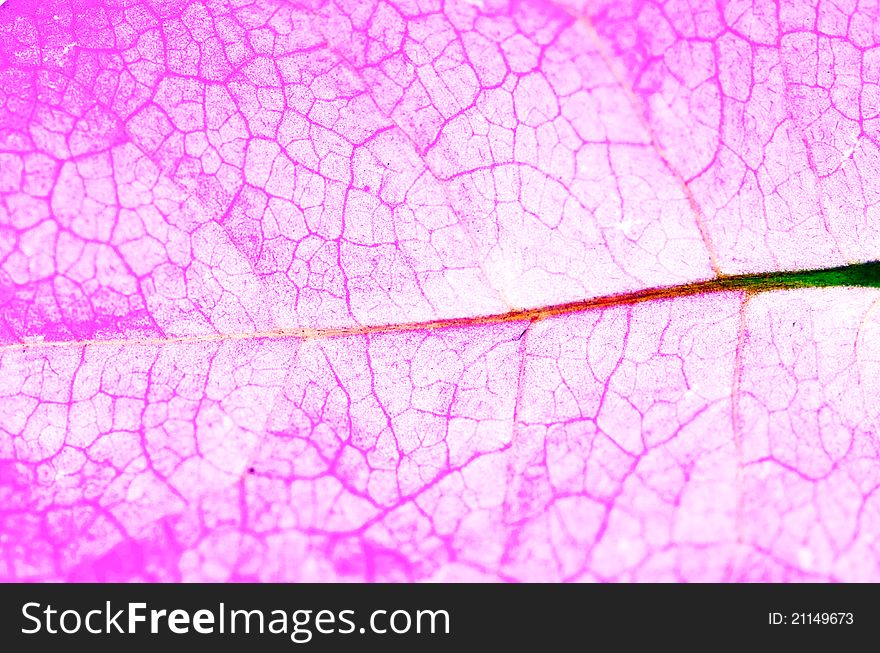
[[1, 0, 880, 582]]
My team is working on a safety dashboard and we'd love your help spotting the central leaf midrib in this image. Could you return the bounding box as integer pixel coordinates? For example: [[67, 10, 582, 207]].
[[7, 262, 880, 352]]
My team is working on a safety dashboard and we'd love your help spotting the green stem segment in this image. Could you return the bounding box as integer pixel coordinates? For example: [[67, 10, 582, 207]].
[[718, 261, 880, 291]]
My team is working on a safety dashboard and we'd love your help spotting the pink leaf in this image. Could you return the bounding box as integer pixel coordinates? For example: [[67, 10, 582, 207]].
[[1, 0, 879, 581]]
